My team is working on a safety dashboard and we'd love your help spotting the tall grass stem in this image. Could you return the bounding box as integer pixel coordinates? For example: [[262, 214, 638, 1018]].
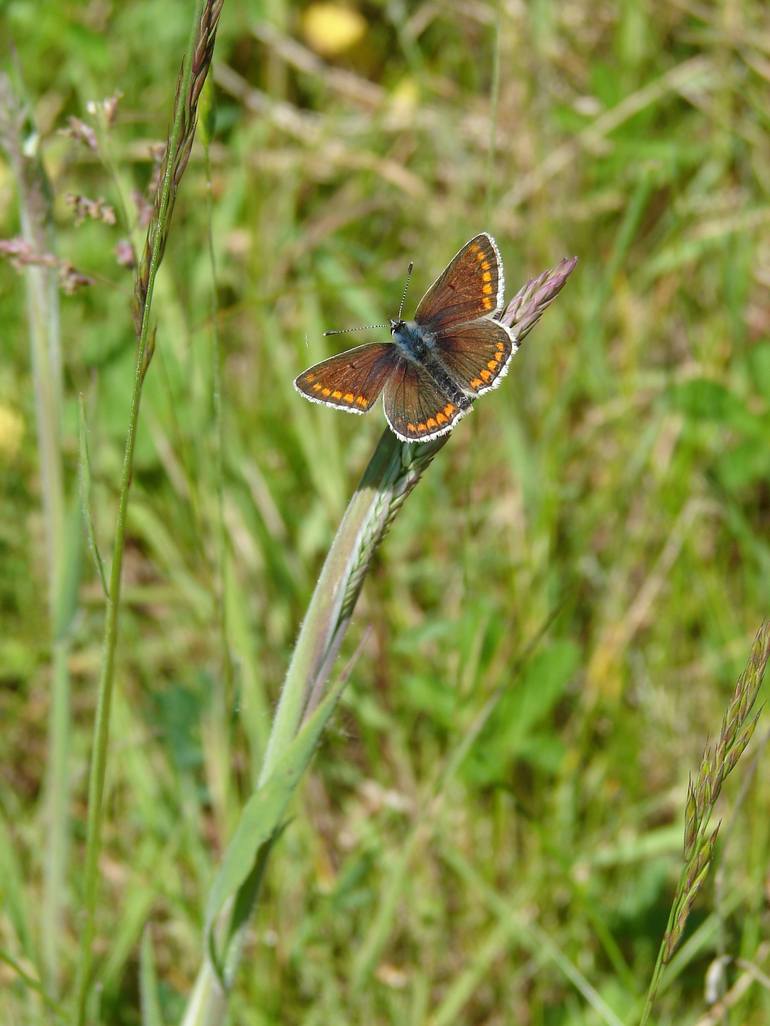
[[0, 68, 76, 997], [74, 3, 223, 1019]]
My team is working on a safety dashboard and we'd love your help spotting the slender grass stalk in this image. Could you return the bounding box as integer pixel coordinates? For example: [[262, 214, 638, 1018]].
[[639, 620, 770, 1026], [73, 4, 224, 1021], [0, 69, 78, 998], [181, 256, 578, 1025]]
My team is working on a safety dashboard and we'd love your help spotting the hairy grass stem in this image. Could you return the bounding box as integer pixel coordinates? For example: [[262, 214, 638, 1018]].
[[181, 256, 577, 1025]]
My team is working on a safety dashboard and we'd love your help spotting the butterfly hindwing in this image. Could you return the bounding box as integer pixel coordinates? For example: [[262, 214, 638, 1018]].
[[415, 233, 504, 332], [294, 342, 397, 414], [383, 357, 469, 442], [435, 318, 517, 397]]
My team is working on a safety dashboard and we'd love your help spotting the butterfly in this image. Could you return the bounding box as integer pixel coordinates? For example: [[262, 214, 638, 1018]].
[[294, 233, 518, 443]]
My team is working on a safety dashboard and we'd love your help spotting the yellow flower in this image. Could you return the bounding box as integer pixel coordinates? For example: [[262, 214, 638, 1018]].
[[302, 3, 366, 57], [390, 77, 420, 115], [0, 403, 24, 460]]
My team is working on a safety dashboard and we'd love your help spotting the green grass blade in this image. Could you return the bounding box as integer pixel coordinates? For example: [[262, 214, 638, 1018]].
[[140, 928, 166, 1026], [204, 668, 350, 972]]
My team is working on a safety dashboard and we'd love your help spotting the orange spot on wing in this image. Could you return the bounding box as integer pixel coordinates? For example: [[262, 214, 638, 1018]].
[[482, 271, 492, 283], [487, 359, 498, 370], [356, 396, 368, 407], [322, 387, 332, 396], [480, 369, 492, 382], [481, 261, 490, 270], [426, 417, 437, 429], [332, 390, 343, 399], [343, 392, 354, 402], [312, 383, 322, 392], [476, 250, 486, 262], [407, 422, 416, 432], [482, 284, 493, 295], [470, 377, 482, 389], [483, 298, 493, 310], [444, 403, 455, 416], [306, 372, 316, 382], [417, 422, 427, 431], [496, 341, 505, 352], [436, 412, 447, 425]]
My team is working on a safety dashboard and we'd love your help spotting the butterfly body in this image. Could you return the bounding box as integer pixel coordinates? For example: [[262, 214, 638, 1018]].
[[389, 318, 474, 414], [295, 233, 518, 442]]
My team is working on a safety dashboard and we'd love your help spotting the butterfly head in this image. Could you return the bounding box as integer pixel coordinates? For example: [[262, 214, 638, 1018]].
[[389, 318, 406, 335]]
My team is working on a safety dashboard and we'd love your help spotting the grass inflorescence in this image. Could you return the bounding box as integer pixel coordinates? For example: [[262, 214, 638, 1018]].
[[640, 621, 770, 1024]]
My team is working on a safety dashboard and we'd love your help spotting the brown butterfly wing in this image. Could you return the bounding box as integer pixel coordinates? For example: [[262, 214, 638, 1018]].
[[414, 233, 505, 332], [294, 342, 397, 414], [383, 357, 470, 442], [435, 318, 517, 397]]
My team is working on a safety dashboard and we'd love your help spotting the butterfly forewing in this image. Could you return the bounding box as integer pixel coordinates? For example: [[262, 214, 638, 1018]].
[[435, 318, 517, 397], [414, 233, 504, 332], [383, 357, 468, 442], [294, 342, 397, 414]]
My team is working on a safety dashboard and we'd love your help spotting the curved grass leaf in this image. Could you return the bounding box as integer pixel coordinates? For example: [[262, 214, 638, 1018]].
[[203, 670, 349, 975]]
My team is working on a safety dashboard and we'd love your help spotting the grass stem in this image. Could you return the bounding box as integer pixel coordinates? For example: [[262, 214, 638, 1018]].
[[73, 4, 223, 1019], [0, 68, 75, 998]]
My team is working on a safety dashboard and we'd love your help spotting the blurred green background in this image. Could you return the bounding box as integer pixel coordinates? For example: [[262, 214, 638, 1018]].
[[1, 1, 769, 1023]]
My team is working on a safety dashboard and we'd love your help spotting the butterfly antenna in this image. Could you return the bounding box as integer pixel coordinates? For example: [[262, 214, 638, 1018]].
[[397, 261, 414, 321], [324, 259, 414, 335], [323, 321, 389, 337]]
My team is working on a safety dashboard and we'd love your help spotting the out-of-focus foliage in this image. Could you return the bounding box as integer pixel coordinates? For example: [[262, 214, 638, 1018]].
[[1, 1, 769, 1023]]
